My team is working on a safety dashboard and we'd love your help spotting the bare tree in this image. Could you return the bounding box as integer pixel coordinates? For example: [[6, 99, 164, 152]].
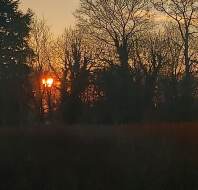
[[132, 31, 169, 115], [52, 28, 97, 122], [153, 0, 198, 103], [75, 0, 151, 70], [163, 23, 183, 80], [28, 17, 55, 121], [29, 17, 53, 71], [54, 29, 94, 97]]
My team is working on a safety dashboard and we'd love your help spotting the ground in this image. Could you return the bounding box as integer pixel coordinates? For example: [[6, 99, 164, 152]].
[[0, 123, 198, 190]]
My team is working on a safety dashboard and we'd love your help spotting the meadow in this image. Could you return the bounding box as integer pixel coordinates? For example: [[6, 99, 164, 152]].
[[0, 123, 198, 190]]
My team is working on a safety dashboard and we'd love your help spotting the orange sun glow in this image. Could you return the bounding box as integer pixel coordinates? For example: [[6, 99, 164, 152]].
[[42, 78, 54, 88]]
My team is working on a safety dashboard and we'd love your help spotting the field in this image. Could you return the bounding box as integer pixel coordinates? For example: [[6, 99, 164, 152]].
[[0, 123, 198, 190]]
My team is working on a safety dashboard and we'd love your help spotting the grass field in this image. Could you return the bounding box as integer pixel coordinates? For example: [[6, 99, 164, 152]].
[[0, 123, 198, 190]]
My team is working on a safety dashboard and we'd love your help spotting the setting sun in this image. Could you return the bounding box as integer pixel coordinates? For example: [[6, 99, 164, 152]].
[[42, 78, 54, 88]]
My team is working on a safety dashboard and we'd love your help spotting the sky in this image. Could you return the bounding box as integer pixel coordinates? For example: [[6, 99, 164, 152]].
[[20, 0, 80, 35]]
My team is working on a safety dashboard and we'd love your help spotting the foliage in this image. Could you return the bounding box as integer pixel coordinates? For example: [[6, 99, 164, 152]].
[[0, 0, 34, 126], [93, 65, 143, 123]]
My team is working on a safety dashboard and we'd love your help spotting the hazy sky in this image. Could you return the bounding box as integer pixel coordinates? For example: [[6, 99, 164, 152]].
[[20, 0, 80, 35]]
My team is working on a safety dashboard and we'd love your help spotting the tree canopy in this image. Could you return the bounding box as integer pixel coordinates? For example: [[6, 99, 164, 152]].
[[0, 0, 33, 126], [0, 0, 33, 65]]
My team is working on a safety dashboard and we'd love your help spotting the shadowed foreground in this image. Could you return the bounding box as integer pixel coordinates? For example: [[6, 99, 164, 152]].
[[0, 123, 198, 190]]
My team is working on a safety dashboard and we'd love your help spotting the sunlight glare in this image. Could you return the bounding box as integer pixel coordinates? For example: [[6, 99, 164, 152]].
[[42, 78, 54, 87]]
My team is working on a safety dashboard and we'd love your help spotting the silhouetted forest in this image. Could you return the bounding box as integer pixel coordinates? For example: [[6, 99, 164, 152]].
[[1, 0, 198, 126]]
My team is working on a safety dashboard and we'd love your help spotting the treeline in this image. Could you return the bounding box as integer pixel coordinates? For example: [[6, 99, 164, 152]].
[[1, 0, 198, 126]]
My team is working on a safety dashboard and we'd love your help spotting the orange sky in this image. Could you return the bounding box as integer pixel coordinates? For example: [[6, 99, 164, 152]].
[[20, 0, 80, 35]]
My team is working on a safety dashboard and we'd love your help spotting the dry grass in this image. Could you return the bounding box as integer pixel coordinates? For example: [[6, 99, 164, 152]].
[[0, 123, 198, 189]]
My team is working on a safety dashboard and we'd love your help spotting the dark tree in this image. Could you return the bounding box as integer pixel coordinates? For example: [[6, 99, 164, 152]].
[[75, 0, 151, 71], [0, 0, 33, 126], [153, 0, 198, 120], [93, 65, 142, 124], [56, 29, 92, 124], [0, 0, 33, 64]]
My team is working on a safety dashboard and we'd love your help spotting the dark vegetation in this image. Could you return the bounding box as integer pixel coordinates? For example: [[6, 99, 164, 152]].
[[1, 0, 198, 125]]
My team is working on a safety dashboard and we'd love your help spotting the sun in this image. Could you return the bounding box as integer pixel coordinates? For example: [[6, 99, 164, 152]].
[[42, 77, 54, 88]]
